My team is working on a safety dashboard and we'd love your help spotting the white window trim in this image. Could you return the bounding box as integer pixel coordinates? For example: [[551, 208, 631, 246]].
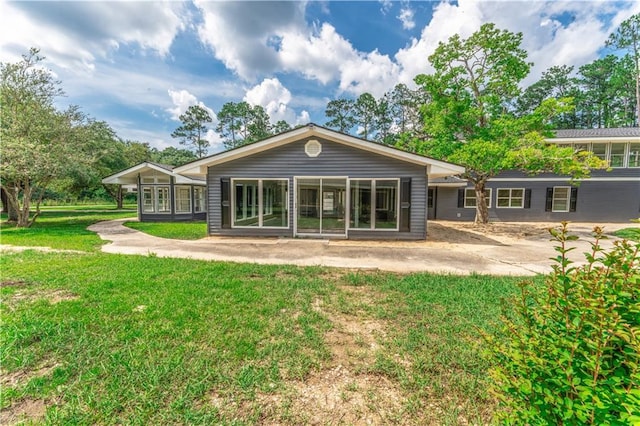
[[552, 186, 571, 213], [231, 178, 289, 229], [294, 176, 349, 237], [141, 185, 171, 214], [194, 187, 206, 213], [629, 143, 640, 168], [496, 188, 525, 209], [348, 178, 400, 232], [174, 185, 192, 214], [464, 188, 492, 209], [609, 143, 627, 168]]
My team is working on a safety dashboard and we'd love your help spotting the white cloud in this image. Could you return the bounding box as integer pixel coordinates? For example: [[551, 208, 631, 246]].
[[279, 23, 356, 85], [0, 1, 185, 71], [194, 1, 306, 80], [394, 0, 640, 89], [397, 6, 416, 30], [243, 77, 310, 126], [167, 89, 199, 120]]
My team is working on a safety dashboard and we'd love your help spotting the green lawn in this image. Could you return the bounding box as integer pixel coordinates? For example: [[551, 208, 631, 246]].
[[124, 221, 207, 240], [1, 209, 136, 251], [0, 209, 526, 424]]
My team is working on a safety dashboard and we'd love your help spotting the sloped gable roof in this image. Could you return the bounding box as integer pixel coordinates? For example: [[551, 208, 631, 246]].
[[102, 161, 206, 185], [174, 123, 465, 178]]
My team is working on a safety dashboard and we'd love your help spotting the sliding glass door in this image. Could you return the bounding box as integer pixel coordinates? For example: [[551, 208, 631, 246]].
[[296, 178, 346, 236]]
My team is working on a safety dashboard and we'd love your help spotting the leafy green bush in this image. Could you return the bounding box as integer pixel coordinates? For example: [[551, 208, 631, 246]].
[[484, 222, 640, 424]]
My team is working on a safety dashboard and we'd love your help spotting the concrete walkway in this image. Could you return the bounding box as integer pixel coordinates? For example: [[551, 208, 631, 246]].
[[86, 219, 628, 276]]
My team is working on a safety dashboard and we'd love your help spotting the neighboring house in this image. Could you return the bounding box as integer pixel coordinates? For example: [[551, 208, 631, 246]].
[[102, 162, 207, 222], [174, 124, 464, 240], [429, 128, 640, 222]]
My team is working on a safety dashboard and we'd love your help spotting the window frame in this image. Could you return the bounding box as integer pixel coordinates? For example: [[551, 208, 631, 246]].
[[194, 186, 206, 213], [141, 185, 171, 214], [496, 188, 525, 209], [552, 186, 571, 213], [629, 143, 640, 168], [348, 178, 400, 231], [609, 143, 627, 168], [174, 186, 192, 214], [463, 188, 492, 209], [231, 178, 289, 229]]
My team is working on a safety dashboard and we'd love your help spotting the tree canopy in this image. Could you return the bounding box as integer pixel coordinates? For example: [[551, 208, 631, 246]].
[[1, 48, 96, 227], [171, 105, 213, 158]]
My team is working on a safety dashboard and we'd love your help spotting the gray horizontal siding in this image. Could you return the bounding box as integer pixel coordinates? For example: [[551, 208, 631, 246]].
[[141, 213, 206, 222], [496, 168, 640, 179], [207, 137, 427, 239], [434, 180, 640, 222]]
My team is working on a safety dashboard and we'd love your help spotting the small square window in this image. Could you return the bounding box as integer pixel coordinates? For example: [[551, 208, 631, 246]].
[[464, 188, 491, 208], [497, 188, 524, 208]]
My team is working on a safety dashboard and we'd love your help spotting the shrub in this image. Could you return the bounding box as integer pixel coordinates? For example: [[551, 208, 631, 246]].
[[483, 222, 640, 424]]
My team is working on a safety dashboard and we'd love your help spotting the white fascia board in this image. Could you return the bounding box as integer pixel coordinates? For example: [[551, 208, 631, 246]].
[[175, 125, 465, 178], [102, 162, 204, 185]]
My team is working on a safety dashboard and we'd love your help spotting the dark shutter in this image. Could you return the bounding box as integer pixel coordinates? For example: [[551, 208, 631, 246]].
[[545, 188, 553, 212], [524, 189, 532, 209], [399, 178, 411, 232], [221, 178, 231, 229], [457, 188, 465, 208], [569, 187, 578, 212]]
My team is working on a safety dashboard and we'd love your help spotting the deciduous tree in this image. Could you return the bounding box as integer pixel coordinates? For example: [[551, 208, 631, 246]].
[[1, 48, 93, 227], [417, 24, 606, 224]]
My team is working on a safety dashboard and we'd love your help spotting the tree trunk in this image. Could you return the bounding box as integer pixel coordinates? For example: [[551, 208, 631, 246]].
[[1, 186, 18, 221], [474, 181, 490, 224]]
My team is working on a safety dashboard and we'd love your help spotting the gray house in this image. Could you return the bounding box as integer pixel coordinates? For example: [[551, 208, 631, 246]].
[[428, 128, 640, 222], [102, 162, 207, 222], [174, 124, 464, 239]]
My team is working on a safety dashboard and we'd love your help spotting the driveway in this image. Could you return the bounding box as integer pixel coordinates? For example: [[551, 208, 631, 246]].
[[87, 219, 630, 276]]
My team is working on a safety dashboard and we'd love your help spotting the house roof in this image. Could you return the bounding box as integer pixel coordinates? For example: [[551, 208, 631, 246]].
[[174, 123, 465, 179], [550, 127, 640, 141], [102, 161, 206, 185]]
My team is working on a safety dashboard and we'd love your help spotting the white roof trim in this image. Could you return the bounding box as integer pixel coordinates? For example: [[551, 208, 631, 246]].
[[174, 125, 465, 178], [102, 162, 205, 185]]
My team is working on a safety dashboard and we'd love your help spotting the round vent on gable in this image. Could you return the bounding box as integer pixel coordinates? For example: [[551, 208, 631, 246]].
[[305, 139, 322, 157]]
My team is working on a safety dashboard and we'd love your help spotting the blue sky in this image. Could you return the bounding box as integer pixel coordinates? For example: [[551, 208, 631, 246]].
[[1, 1, 638, 154]]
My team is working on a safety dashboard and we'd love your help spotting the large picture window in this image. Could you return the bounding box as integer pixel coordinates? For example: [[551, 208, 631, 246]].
[[233, 179, 288, 228], [141, 186, 170, 213], [175, 186, 191, 213], [464, 188, 492, 208], [496, 188, 524, 208], [349, 179, 398, 230]]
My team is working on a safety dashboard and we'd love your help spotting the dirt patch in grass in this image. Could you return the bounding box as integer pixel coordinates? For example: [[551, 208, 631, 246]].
[[0, 280, 29, 288], [265, 286, 407, 424], [0, 398, 48, 426], [4, 289, 78, 306], [0, 360, 61, 388], [199, 284, 409, 424]]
